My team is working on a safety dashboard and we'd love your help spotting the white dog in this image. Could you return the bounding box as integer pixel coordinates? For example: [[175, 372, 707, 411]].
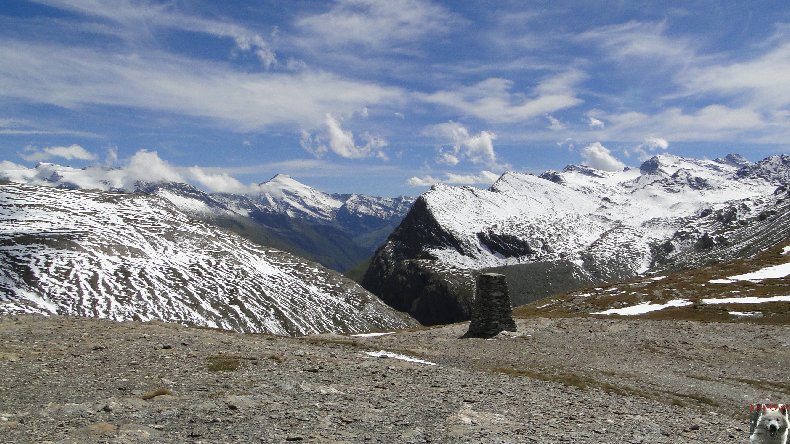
[[750, 404, 789, 444]]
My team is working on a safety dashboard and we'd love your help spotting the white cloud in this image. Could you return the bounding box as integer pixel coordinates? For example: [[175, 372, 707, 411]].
[[438, 152, 460, 166], [0, 41, 402, 132], [419, 71, 584, 124], [579, 21, 694, 64], [188, 167, 250, 194], [300, 114, 388, 160], [124, 150, 185, 185], [3, 149, 261, 193], [624, 136, 670, 161], [546, 114, 564, 130], [423, 121, 498, 166], [32, 0, 276, 67], [20, 144, 97, 162], [295, 0, 456, 52], [602, 105, 765, 142], [580, 142, 625, 172], [407, 170, 500, 187], [588, 116, 605, 129], [679, 41, 790, 111], [644, 136, 669, 150]]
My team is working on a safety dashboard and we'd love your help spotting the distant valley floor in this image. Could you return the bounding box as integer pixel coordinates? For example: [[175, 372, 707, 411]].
[[1, 315, 786, 443]]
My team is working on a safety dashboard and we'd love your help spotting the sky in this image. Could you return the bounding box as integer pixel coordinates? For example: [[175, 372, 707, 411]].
[[1, 0, 790, 196]]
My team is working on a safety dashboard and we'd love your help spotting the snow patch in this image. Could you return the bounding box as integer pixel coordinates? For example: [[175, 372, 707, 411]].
[[729, 311, 760, 317], [593, 299, 691, 315], [364, 350, 437, 366], [708, 263, 790, 284], [701, 295, 790, 304], [351, 332, 395, 338]]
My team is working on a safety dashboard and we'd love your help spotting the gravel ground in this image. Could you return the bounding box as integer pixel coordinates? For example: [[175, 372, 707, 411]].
[[0, 314, 786, 443]]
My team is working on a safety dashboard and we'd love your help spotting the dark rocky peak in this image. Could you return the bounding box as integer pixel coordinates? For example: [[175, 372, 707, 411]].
[[562, 164, 607, 178], [538, 170, 565, 185], [714, 153, 751, 168], [670, 169, 712, 190], [639, 156, 663, 175]]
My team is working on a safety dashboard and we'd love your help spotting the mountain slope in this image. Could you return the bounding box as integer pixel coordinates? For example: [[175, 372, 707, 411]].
[[363, 153, 788, 324], [0, 182, 415, 335]]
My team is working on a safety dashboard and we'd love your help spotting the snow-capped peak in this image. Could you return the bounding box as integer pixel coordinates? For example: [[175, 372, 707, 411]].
[[255, 174, 343, 221]]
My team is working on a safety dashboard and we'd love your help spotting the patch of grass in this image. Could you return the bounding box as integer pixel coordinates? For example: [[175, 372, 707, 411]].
[[490, 366, 643, 398], [206, 355, 244, 372], [667, 392, 720, 408], [725, 376, 790, 395]]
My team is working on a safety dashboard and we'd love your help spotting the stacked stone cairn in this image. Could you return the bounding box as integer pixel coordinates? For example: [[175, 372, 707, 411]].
[[462, 273, 517, 338]]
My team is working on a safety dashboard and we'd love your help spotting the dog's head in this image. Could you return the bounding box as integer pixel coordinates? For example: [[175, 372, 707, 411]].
[[758, 405, 789, 438]]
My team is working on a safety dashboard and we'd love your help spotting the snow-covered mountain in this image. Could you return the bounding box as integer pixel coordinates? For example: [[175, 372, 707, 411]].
[[0, 163, 415, 272], [362, 154, 790, 325], [0, 182, 415, 335]]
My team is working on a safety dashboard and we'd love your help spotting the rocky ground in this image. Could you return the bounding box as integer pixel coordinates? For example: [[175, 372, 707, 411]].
[[1, 314, 787, 443]]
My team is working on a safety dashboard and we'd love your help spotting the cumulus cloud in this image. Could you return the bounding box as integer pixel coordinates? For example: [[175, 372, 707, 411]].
[[188, 167, 250, 194], [423, 121, 498, 167], [588, 116, 605, 129], [580, 142, 626, 172], [123, 150, 186, 185], [419, 71, 584, 124], [19, 144, 97, 162], [301, 114, 388, 160], [407, 170, 500, 187]]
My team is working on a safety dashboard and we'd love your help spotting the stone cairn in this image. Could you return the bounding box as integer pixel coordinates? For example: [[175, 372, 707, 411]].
[[462, 273, 517, 338]]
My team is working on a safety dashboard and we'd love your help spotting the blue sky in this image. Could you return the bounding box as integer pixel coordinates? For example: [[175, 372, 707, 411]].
[[1, 0, 789, 196]]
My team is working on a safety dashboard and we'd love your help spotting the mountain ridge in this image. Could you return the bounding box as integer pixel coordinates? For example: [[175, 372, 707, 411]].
[[0, 163, 416, 272]]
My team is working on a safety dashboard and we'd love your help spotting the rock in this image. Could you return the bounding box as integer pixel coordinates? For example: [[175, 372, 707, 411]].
[[462, 273, 516, 338]]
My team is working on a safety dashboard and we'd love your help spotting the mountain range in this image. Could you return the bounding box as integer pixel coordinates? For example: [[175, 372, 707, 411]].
[[0, 162, 414, 272], [0, 181, 415, 335], [2, 153, 788, 330], [362, 153, 790, 324]]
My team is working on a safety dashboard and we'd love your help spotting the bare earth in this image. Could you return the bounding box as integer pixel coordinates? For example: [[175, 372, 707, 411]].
[[0, 314, 787, 443]]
